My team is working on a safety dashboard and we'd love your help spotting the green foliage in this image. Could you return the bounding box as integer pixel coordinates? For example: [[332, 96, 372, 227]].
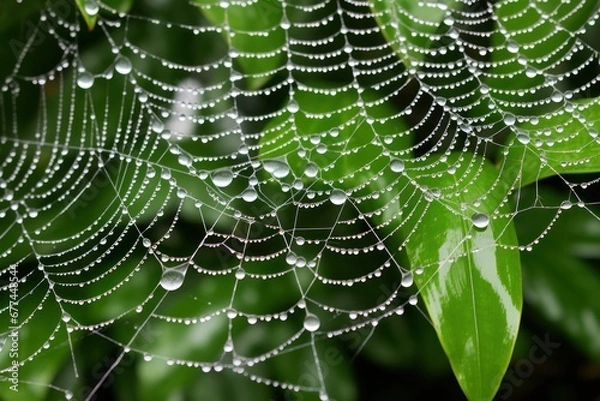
[[1, 1, 600, 400]]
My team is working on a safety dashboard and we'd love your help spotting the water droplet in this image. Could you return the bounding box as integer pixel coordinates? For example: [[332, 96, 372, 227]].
[[235, 269, 246, 280], [551, 91, 563, 103], [178, 153, 193, 167], [263, 159, 290, 178], [211, 169, 233, 187], [0, 335, 6, 352], [471, 213, 490, 229], [304, 162, 319, 178], [525, 67, 537, 78], [401, 272, 413, 288], [160, 268, 185, 291], [84, 0, 99, 16], [329, 189, 347, 205], [517, 133, 530, 145], [560, 200, 572, 210], [390, 158, 405, 173], [61, 313, 71, 323], [504, 114, 516, 126], [241, 188, 258, 202], [287, 100, 299, 113], [303, 313, 320, 332], [150, 117, 164, 133], [115, 55, 132, 75], [506, 41, 519, 53], [285, 252, 297, 265], [77, 72, 94, 89]]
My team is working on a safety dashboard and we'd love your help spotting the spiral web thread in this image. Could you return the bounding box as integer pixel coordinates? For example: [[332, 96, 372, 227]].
[[1, 0, 600, 399]]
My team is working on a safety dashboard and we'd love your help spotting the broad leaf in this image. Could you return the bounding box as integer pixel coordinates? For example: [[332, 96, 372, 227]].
[[401, 153, 522, 401]]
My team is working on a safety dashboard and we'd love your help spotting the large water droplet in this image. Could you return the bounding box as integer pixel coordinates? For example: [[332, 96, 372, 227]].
[[77, 72, 94, 89], [241, 188, 258, 202], [516, 132, 530, 145], [329, 189, 347, 205], [150, 117, 164, 133], [303, 313, 320, 332], [211, 169, 233, 187], [115, 55, 132, 75], [560, 200, 572, 210], [263, 159, 290, 179], [304, 162, 319, 178], [178, 153, 193, 167], [401, 272, 413, 288], [84, 0, 99, 16], [160, 268, 185, 291], [390, 158, 405, 173], [471, 213, 490, 229], [287, 100, 299, 113], [506, 41, 519, 54], [504, 114, 516, 126]]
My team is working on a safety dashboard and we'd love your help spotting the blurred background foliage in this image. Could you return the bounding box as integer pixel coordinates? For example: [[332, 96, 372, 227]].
[[0, 0, 600, 400]]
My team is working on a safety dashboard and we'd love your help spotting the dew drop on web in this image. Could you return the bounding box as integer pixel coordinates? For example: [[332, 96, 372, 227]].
[[115, 55, 132, 75], [390, 158, 405, 173], [303, 313, 320, 332], [211, 169, 234, 187], [471, 213, 490, 229], [329, 189, 347, 205], [84, 0, 99, 16], [160, 268, 185, 291], [77, 72, 94, 89]]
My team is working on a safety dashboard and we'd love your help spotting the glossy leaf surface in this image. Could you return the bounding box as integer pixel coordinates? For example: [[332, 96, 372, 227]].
[[402, 153, 522, 401]]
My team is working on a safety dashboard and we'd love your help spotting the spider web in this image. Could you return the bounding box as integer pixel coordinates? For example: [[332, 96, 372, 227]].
[[1, 0, 600, 399]]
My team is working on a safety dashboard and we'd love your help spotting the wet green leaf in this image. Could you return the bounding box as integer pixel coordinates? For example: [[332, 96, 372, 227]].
[[401, 153, 522, 401], [75, 0, 99, 31]]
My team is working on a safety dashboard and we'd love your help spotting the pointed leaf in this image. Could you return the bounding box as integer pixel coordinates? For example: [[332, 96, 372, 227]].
[[75, 0, 99, 31], [401, 153, 522, 401]]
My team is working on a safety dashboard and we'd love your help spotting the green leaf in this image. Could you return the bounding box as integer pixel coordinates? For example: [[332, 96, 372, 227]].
[[75, 0, 99, 31], [501, 98, 600, 187], [401, 153, 522, 401], [516, 187, 600, 362]]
